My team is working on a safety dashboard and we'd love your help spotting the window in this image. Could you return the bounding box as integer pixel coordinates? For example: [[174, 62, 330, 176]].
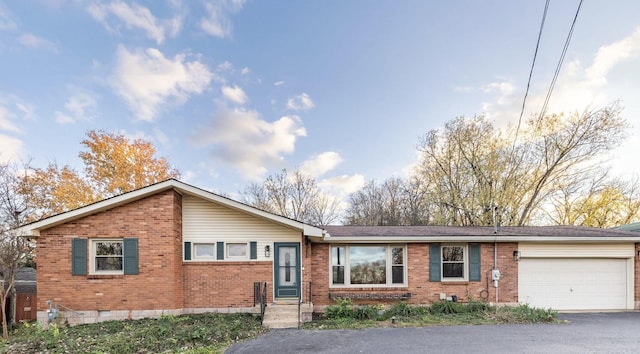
[[330, 245, 406, 287], [429, 243, 480, 282], [193, 243, 215, 260], [442, 245, 466, 280], [226, 243, 248, 259], [92, 240, 123, 274]]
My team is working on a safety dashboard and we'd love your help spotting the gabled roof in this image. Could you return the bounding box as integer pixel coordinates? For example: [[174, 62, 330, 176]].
[[323, 225, 640, 243], [16, 179, 325, 238]]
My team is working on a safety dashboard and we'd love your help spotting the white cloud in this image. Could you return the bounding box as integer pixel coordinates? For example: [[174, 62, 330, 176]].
[[87, 0, 181, 44], [0, 3, 16, 31], [54, 91, 98, 124], [586, 27, 640, 84], [111, 46, 213, 121], [193, 107, 307, 180], [241, 67, 250, 75], [221, 85, 248, 105], [17, 33, 58, 52], [286, 92, 314, 111], [300, 151, 343, 178], [200, 0, 246, 38], [274, 80, 285, 86], [318, 174, 366, 196], [0, 94, 33, 133], [0, 106, 20, 132], [0, 134, 23, 163]]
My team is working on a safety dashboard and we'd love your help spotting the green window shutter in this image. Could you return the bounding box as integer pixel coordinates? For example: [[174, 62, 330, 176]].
[[71, 238, 87, 275], [123, 238, 139, 275], [250, 241, 257, 260], [469, 243, 481, 281], [184, 242, 191, 261], [429, 243, 441, 282], [217, 241, 224, 260]]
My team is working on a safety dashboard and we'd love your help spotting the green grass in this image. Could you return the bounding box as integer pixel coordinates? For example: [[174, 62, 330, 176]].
[[1, 313, 267, 354], [302, 300, 560, 330]]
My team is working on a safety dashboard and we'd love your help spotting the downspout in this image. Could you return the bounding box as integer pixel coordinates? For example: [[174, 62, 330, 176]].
[[493, 207, 499, 304]]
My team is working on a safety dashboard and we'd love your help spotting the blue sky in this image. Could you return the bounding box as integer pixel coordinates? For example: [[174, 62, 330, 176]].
[[1, 0, 640, 207]]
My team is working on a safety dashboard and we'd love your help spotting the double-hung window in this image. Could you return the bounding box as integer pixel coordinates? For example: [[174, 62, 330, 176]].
[[330, 245, 406, 287], [441, 245, 466, 280], [92, 240, 123, 274], [429, 243, 481, 282]]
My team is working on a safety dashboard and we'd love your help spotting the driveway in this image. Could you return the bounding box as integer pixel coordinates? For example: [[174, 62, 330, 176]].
[[226, 312, 640, 353]]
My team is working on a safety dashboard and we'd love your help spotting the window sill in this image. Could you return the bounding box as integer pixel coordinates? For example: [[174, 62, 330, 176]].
[[440, 280, 470, 284], [87, 274, 124, 279]]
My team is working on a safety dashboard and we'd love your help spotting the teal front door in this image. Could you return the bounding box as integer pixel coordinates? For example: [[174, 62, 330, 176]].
[[274, 243, 300, 298]]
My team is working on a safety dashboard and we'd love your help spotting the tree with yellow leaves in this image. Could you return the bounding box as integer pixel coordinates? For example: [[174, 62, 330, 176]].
[[19, 130, 180, 221]]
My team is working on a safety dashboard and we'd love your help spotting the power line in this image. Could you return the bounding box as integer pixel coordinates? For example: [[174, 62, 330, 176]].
[[537, 0, 584, 121], [512, 0, 550, 151]]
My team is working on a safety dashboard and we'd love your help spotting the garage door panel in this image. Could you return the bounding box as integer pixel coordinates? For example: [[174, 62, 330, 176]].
[[518, 258, 627, 310]]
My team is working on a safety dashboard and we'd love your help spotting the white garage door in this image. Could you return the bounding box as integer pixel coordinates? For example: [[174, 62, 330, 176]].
[[518, 258, 628, 310]]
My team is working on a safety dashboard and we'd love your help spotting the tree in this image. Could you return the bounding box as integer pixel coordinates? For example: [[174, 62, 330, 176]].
[[18, 162, 96, 221], [344, 177, 432, 226], [242, 169, 341, 225], [411, 102, 629, 226], [0, 163, 31, 339], [18, 130, 181, 220], [80, 130, 180, 197], [548, 174, 640, 227]]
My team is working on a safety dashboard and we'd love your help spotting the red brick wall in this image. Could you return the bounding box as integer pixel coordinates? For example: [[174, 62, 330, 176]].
[[310, 242, 519, 307], [182, 262, 272, 308], [37, 189, 183, 312]]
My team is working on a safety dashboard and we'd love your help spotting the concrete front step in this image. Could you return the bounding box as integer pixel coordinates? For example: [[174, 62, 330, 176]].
[[262, 303, 313, 329]]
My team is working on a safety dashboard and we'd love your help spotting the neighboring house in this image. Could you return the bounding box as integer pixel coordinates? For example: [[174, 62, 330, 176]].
[[1, 267, 37, 324], [15, 179, 640, 327]]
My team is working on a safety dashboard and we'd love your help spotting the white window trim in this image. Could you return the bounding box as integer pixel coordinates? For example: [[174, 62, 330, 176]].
[[192, 243, 216, 260], [329, 245, 407, 288], [90, 239, 124, 275], [226, 242, 249, 260], [441, 244, 468, 282]]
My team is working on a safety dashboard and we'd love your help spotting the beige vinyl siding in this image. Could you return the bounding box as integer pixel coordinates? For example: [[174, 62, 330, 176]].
[[519, 243, 634, 258], [183, 195, 301, 261]]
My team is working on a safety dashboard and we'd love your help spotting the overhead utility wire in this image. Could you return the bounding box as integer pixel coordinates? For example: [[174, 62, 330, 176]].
[[537, 0, 584, 121], [512, 0, 550, 152]]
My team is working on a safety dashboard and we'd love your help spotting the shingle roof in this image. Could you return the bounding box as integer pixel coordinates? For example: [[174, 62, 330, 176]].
[[324, 225, 640, 238]]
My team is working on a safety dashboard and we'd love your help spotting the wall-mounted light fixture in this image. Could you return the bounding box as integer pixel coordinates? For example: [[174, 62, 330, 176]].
[[265, 245, 271, 258], [513, 250, 521, 262]]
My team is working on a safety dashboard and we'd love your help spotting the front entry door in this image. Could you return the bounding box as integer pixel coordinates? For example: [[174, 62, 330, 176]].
[[274, 243, 300, 298]]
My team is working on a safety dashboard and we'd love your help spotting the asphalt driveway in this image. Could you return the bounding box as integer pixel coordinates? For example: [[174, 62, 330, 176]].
[[226, 312, 640, 353]]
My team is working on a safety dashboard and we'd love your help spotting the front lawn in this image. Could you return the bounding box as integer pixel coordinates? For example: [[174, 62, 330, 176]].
[[1, 313, 266, 354]]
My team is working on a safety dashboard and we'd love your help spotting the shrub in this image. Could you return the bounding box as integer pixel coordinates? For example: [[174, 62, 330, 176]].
[[429, 300, 468, 314], [324, 299, 355, 319], [353, 305, 381, 320]]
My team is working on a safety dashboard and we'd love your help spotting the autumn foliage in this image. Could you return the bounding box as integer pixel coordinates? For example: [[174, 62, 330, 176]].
[[19, 130, 180, 221]]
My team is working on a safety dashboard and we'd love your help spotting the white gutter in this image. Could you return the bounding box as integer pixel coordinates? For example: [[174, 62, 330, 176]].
[[319, 236, 640, 243]]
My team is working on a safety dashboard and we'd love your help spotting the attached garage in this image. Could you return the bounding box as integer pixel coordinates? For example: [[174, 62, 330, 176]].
[[518, 243, 635, 311]]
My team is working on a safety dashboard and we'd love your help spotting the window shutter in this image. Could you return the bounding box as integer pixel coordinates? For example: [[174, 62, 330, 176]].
[[469, 243, 481, 281], [184, 241, 191, 261], [429, 243, 441, 282], [216, 241, 224, 260], [123, 238, 139, 275], [250, 241, 257, 260], [71, 238, 87, 275]]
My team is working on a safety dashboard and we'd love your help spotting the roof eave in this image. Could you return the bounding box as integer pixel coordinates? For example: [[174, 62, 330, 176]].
[[320, 236, 640, 243]]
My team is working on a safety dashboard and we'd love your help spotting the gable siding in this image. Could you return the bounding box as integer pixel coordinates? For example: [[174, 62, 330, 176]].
[[182, 195, 301, 261]]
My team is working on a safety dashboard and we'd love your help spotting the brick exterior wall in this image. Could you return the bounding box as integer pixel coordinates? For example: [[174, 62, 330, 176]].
[[310, 242, 519, 308], [182, 262, 272, 308], [37, 190, 183, 323]]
